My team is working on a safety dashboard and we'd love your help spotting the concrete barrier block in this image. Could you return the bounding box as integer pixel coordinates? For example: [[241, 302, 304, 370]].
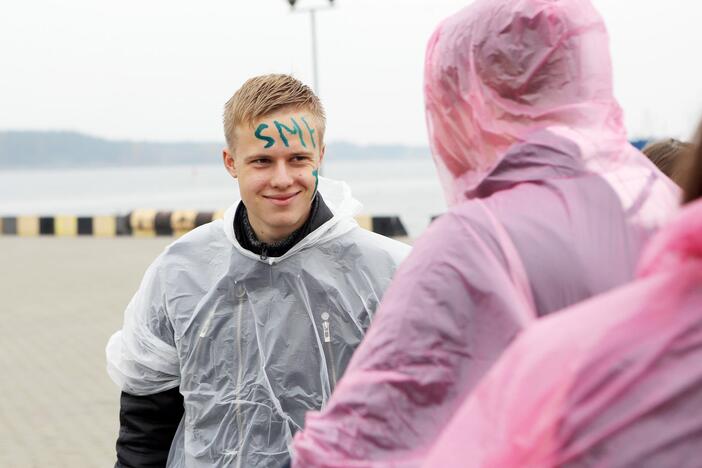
[[39, 217, 54, 235], [154, 212, 174, 236], [55, 215, 78, 236], [2, 217, 17, 235], [354, 214, 373, 231], [171, 210, 198, 237], [93, 216, 116, 237], [130, 209, 157, 237], [18, 216, 40, 236], [195, 212, 215, 228], [371, 216, 408, 238], [77, 217, 94, 235], [115, 215, 131, 236]]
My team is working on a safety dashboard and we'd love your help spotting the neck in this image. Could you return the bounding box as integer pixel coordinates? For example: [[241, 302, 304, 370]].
[[233, 194, 331, 258], [251, 216, 310, 244]]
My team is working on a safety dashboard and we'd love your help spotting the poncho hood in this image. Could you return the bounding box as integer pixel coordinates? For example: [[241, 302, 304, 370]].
[[425, 0, 627, 205], [221, 176, 363, 263]]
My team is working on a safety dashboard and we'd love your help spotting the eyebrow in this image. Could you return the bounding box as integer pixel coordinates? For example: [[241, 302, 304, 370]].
[[243, 154, 271, 162], [290, 150, 315, 157], [242, 151, 315, 162]]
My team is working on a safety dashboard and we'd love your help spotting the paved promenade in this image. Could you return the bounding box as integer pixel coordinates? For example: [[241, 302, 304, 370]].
[[0, 237, 172, 468]]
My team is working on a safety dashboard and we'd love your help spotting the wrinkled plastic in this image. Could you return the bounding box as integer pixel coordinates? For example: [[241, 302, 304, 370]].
[[425, 0, 631, 207], [105, 178, 410, 468], [424, 199, 702, 467], [292, 1, 679, 466]]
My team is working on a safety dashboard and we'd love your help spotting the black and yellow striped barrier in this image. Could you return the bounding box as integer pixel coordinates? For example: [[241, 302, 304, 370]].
[[354, 215, 408, 238], [1, 211, 407, 238], [2, 215, 132, 237]]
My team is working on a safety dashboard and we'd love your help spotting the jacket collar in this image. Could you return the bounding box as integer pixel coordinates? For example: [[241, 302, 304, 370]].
[[465, 128, 589, 199], [221, 177, 361, 264], [233, 193, 333, 258]]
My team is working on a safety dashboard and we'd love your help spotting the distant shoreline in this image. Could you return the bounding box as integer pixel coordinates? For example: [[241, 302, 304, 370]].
[[0, 130, 430, 170]]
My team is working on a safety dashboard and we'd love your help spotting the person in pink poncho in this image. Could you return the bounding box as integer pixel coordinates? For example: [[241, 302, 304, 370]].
[[291, 0, 679, 466], [422, 134, 702, 468]]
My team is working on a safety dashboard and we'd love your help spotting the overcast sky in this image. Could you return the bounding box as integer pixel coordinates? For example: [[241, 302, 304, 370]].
[[2, 0, 701, 146]]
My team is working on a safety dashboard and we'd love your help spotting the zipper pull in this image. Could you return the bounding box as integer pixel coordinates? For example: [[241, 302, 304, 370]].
[[260, 246, 268, 261], [321, 312, 331, 343]]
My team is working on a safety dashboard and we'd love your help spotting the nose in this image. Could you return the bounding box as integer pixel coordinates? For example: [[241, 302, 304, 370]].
[[270, 160, 294, 189]]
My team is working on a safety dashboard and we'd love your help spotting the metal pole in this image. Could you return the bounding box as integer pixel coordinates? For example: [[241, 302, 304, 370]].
[[310, 9, 319, 94]]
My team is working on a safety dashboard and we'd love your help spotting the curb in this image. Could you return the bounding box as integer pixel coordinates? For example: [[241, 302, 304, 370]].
[[1, 212, 408, 238]]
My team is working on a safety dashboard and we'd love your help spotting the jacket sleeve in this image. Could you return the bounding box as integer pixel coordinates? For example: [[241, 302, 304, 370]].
[[292, 210, 534, 467], [107, 254, 183, 466], [115, 387, 185, 468]]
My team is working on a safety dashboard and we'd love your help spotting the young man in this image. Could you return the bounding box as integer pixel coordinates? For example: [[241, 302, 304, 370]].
[[106, 74, 410, 468]]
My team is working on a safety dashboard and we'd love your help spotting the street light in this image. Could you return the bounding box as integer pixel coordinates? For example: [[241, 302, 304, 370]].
[[286, 0, 335, 95]]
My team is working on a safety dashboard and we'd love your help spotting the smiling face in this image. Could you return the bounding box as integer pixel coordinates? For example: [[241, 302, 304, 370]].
[[223, 106, 325, 244]]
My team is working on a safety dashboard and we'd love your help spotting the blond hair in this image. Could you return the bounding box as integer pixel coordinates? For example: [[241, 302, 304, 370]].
[[223, 74, 326, 150]]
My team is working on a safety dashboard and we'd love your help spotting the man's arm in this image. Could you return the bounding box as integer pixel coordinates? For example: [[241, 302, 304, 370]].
[[115, 387, 184, 468], [107, 255, 181, 466]]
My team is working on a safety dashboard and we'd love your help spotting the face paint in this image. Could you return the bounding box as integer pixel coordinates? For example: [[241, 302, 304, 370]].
[[312, 168, 319, 198], [252, 115, 317, 149], [301, 117, 317, 149], [274, 118, 306, 148], [254, 123, 275, 148]]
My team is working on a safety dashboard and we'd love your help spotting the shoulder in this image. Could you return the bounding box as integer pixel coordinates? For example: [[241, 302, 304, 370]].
[[410, 201, 500, 264], [154, 219, 231, 273]]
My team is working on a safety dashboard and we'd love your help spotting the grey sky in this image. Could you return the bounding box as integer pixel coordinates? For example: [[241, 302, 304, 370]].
[[1, 0, 701, 145]]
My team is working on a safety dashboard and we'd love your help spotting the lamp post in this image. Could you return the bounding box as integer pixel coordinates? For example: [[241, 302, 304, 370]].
[[286, 0, 335, 95]]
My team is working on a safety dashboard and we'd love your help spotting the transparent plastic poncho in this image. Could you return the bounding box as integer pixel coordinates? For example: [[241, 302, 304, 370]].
[[106, 178, 410, 467]]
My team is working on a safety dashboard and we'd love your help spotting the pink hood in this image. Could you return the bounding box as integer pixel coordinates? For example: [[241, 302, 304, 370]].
[[425, 0, 626, 205]]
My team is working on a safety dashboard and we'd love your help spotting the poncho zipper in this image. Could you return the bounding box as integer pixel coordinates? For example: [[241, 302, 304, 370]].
[[321, 312, 338, 391]]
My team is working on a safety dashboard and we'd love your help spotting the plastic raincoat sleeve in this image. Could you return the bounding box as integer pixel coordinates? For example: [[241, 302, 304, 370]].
[[292, 210, 532, 467], [106, 256, 180, 396]]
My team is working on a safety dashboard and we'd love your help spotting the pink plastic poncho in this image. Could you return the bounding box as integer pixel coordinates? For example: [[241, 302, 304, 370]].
[[423, 198, 702, 468], [292, 0, 679, 466]]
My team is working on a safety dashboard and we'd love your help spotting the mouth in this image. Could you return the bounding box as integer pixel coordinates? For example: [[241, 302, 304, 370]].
[[263, 191, 301, 206]]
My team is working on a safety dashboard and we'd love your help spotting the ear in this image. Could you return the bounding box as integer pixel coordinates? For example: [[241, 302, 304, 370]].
[[223, 148, 237, 179]]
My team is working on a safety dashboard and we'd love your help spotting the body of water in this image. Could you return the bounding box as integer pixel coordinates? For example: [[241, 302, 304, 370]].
[[0, 159, 447, 237]]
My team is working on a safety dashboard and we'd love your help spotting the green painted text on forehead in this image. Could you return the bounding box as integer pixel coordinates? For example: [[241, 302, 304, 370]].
[[254, 115, 318, 149]]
